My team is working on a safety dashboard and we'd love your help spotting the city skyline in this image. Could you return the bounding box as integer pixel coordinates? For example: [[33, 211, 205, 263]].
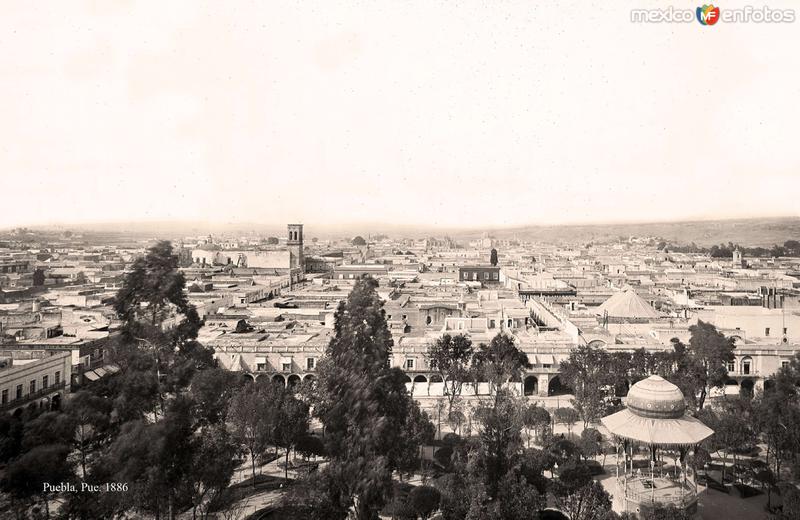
[[2, 1, 799, 228]]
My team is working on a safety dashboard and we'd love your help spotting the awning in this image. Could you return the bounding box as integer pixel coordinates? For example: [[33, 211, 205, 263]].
[[83, 370, 100, 381], [93, 367, 107, 377], [601, 409, 714, 447], [104, 364, 120, 374], [538, 354, 554, 365]]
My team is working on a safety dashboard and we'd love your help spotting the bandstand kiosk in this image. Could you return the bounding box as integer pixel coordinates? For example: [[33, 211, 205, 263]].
[[601, 375, 714, 516]]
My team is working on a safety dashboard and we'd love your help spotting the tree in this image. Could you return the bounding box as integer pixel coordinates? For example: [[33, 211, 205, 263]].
[[554, 480, 613, 520], [553, 407, 579, 437], [227, 383, 280, 486], [522, 404, 550, 448], [784, 240, 800, 256], [669, 322, 735, 411], [114, 241, 204, 350], [188, 424, 239, 520], [394, 400, 435, 478], [436, 472, 470, 520], [21, 411, 76, 452], [753, 467, 777, 511], [408, 485, 441, 520], [472, 389, 525, 500], [274, 393, 311, 481], [33, 268, 45, 286], [578, 428, 603, 463], [64, 390, 111, 477], [352, 235, 367, 246], [311, 277, 426, 519], [490, 248, 498, 266], [466, 469, 544, 520], [455, 389, 546, 520], [472, 333, 531, 394], [266, 236, 280, 245], [112, 241, 213, 420], [447, 408, 466, 437], [427, 333, 474, 415], [0, 414, 24, 463], [778, 482, 800, 520], [754, 390, 800, 478], [559, 344, 612, 427], [190, 368, 244, 425], [296, 434, 327, 460], [698, 399, 755, 483], [92, 396, 200, 520], [640, 504, 691, 520], [1, 444, 73, 518]]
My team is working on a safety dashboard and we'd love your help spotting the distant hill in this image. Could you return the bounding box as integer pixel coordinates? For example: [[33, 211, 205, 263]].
[[482, 217, 800, 247], [5, 217, 799, 248]]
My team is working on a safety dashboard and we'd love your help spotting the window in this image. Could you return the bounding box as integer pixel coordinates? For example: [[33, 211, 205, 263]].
[[741, 358, 752, 375], [282, 362, 291, 372], [402, 314, 407, 320], [30, 380, 36, 394], [16, 384, 23, 399], [489, 319, 495, 329], [406, 358, 415, 370], [426, 316, 432, 325], [55, 371, 61, 385], [727, 361, 735, 372], [782, 360, 790, 369], [306, 358, 316, 371], [42, 375, 48, 389], [765, 328, 770, 337], [256, 363, 267, 371], [387, 315, 392, 320], [1, 389, 6, 404], [484, 272, 489, 280], [493, 272, 499, 280], [784, 327, 788, 335]]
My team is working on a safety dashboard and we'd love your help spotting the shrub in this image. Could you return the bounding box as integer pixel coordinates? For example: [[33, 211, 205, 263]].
[[407, 485, 441, 520]]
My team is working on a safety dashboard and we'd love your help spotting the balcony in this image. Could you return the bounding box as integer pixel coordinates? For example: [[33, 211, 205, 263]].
[[0, 381, 67, 412]]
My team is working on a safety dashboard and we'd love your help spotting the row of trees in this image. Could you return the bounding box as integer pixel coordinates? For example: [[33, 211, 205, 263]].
[[658, 240, 800, 258], [426, 332, 533, 418], [559, 321, 736, 427]]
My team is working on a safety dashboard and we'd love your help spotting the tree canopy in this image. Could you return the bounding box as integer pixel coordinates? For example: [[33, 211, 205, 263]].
[[308, 277, 432, 519]]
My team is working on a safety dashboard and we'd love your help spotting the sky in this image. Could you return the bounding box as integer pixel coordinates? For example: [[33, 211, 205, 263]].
[[1, 1, 799, 230]]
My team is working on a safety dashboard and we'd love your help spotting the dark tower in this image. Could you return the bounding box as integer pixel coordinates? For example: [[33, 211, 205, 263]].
[[287, 224, 304, 273]]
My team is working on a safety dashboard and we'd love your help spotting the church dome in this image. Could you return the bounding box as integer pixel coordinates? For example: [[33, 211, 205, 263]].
[[625, 375, 686, 419]]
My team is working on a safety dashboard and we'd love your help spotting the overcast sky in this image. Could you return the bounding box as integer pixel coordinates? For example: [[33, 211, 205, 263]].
[[1, 1, 798, 230]]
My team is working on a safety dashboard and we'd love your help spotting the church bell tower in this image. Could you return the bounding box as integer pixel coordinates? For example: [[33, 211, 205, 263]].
[[287, 224, 304, 273]]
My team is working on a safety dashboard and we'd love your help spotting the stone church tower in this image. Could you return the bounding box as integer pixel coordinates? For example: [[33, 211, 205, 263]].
[[287, 224, 304, 273]]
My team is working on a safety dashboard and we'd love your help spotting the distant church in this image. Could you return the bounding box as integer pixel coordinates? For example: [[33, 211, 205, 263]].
[[190, 223, 305, 284]]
